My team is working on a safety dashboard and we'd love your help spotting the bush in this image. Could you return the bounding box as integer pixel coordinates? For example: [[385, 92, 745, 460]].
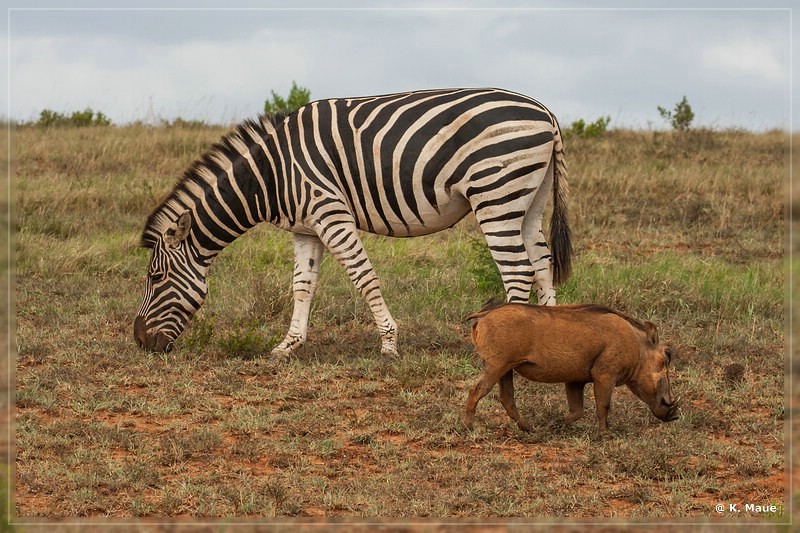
[[264, 81, 311, 115], [217, 321, 274, 360], [658, 96, 694, 131], [164, 117, 208, 129], [568, 115, 611, 139], [36, 107, 112, 128], [180, 315, 215, 351]]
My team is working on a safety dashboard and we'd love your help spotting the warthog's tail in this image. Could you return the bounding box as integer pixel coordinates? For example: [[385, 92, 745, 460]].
[[466, 310, 490, 322], [465, 297, 506, 322], [550, 117, 572, 285]]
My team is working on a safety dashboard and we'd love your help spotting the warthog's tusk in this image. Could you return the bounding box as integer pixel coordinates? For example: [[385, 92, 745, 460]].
[[664, 396, 681, 408]]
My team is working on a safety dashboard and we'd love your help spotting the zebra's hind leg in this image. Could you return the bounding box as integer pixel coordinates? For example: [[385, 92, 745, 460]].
[[467, 170, 544, 304], [270, 233, 324, 360], [522, 225, 556, 306], [314, 219, 399, 358], [522, 167, 556, 306], [477, 216, 535, 304]]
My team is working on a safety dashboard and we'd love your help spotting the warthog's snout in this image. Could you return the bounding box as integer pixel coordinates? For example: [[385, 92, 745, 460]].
[[657, 397, 681, 422], [134, 316, 173, 353]]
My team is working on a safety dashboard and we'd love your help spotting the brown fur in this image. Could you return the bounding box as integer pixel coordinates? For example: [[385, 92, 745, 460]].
[[464, 303, 679, 434]]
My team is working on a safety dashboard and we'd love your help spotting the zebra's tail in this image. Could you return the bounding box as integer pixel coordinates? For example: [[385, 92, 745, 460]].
[[550, 117, 573, 285]]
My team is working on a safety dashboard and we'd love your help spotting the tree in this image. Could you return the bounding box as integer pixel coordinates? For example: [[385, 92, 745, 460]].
[[657, 96, 694, 131], [264, 81, 311, 115]]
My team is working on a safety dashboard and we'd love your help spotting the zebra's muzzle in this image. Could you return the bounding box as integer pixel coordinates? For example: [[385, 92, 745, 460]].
[[134, 316, 173, 353]]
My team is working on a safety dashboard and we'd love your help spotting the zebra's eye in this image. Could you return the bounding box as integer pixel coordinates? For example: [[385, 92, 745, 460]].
[[150, 271, 166, 283]]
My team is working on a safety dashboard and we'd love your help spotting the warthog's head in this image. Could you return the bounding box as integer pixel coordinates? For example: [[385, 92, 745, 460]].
[[626, 321, 680, 423]]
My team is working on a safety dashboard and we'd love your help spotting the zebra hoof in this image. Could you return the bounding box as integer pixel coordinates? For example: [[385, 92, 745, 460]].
[[380, 344, 399, 360], [269, 345, 294, 363]]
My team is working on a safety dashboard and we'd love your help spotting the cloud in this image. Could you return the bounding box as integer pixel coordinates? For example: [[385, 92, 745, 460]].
[[702, 40, 788, 84], [10, 28, 314, 123], [6, 8, 793, 130]]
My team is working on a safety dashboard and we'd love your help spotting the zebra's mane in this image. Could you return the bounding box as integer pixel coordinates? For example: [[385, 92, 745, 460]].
[[140, 112, 287, 248]]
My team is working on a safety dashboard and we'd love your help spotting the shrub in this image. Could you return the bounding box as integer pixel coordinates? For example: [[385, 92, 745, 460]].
[[658, 96, 694, 131], [568, 115, 611, 138], [36, 107, 112, 127], [164, 117, 208, 129], [217, 321, 274, 360], [180, 315, 215, 351], [36, 109, 63, 128], [264, 81, 311, 115]]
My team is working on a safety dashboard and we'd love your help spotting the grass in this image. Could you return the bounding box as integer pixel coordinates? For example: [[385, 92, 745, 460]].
[[12, 123, 788, 521]]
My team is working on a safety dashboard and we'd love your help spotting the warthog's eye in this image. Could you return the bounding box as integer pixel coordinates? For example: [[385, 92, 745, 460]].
[[665, 348, 673, 363]]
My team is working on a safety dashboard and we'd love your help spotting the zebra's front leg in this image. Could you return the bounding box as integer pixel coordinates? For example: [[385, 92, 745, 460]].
[[270, 233, 324, 359], [314, 219, 398, 358]]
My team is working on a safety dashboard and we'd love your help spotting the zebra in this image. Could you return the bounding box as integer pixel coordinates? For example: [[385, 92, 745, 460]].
[[134, 87, 572, 358]]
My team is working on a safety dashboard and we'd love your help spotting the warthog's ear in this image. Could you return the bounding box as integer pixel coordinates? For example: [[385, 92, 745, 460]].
[[164, 210, 192, 247], [644, 321, 659, 345]]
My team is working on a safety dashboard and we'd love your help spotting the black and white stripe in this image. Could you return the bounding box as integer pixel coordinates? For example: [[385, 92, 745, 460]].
[[136, 87, 572, 357]]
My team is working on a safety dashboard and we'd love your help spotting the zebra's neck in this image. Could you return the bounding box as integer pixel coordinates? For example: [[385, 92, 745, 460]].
[[142, 116, 285, 259]]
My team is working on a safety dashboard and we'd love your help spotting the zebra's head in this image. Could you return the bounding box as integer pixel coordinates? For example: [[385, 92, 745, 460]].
[[134, 210, 209, 352]]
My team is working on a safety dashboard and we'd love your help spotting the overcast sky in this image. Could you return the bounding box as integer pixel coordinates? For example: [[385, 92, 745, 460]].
[[4, 3, 795, 130]]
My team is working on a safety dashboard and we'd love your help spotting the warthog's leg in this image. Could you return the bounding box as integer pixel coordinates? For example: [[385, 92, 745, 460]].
[[464, 364, 507, 430], [592, 379, 615, 434], [498, 370, 532, 432], [562, 382, 586, 425]]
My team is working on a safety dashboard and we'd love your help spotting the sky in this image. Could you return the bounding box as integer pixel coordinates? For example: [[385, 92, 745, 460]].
[[3, 2, 796, 131]]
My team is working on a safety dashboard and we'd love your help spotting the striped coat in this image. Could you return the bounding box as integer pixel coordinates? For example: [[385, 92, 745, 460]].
[[135, 88, 572, 357]]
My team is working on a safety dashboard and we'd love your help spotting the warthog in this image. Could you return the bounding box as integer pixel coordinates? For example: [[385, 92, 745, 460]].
[[464, 303, 680, 434]]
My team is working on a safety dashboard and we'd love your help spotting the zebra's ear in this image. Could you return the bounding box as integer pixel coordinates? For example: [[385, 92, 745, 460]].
[[164, 211, 192, 247]]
